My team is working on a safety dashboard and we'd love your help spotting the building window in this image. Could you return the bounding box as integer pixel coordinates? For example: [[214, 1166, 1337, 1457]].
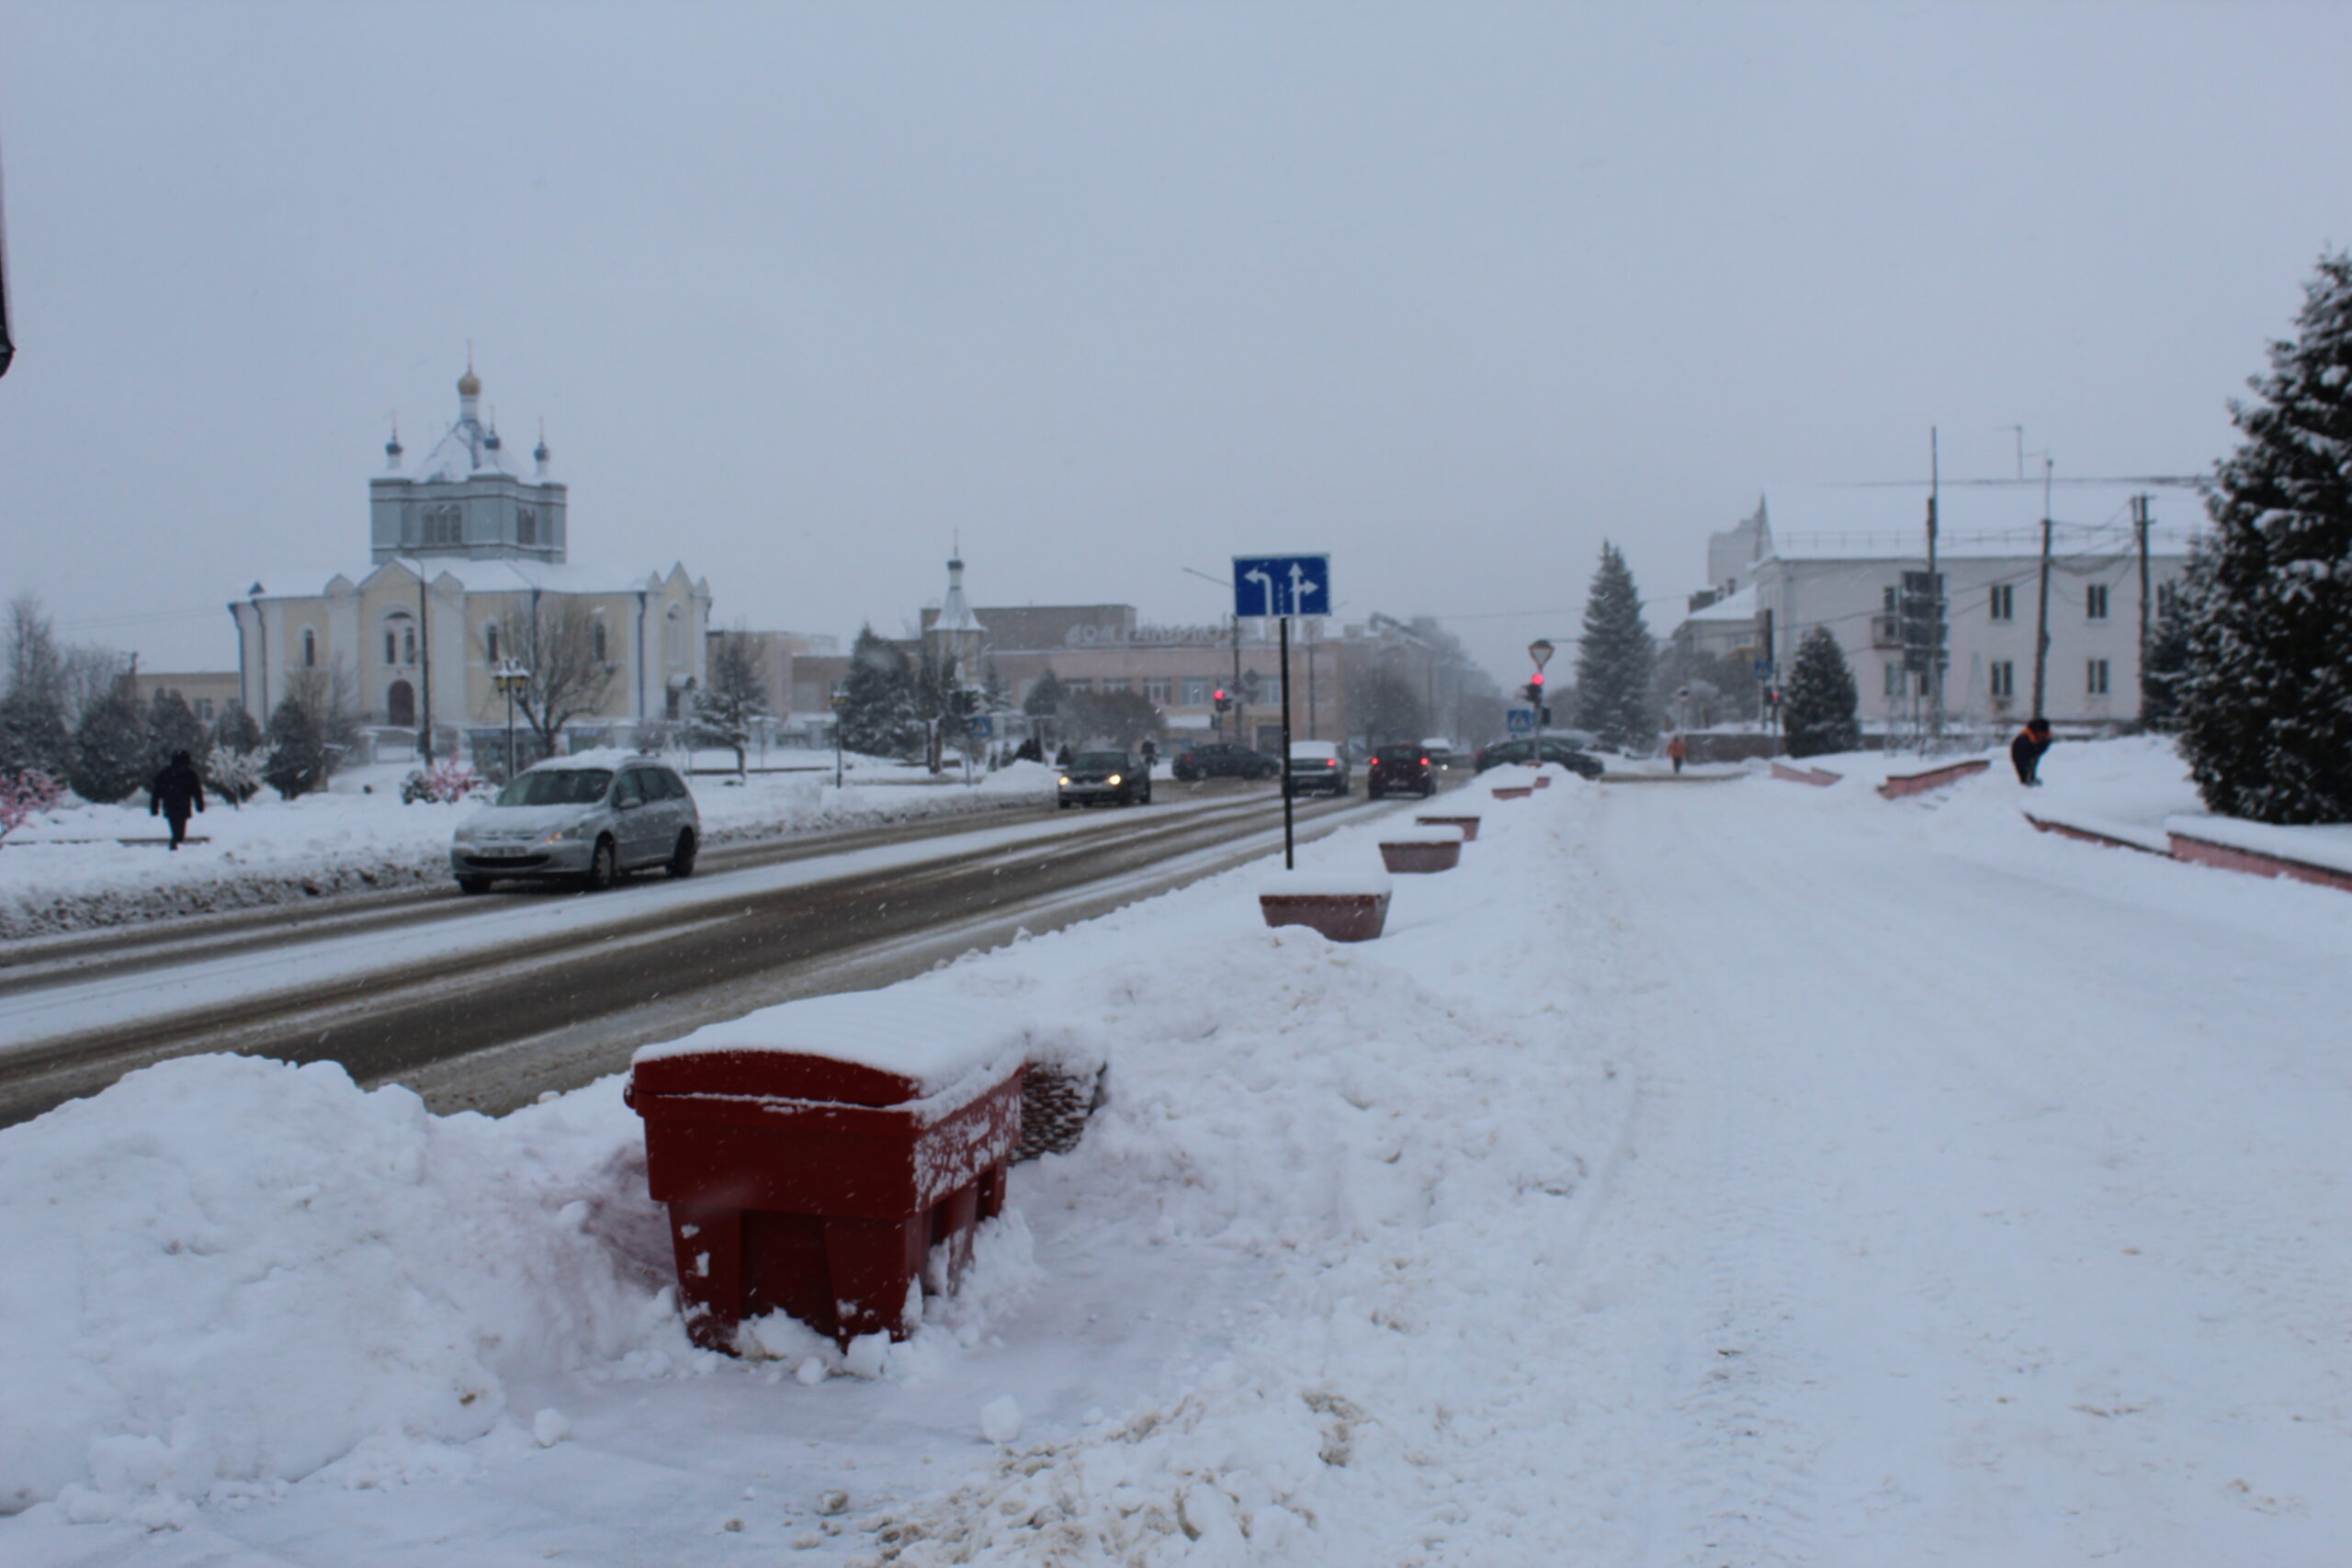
[[1990, 660, 2015, 699], [1884, 661, 1905, 698], [2086, 583, 2109, 620], [1883, 584, 1899, 614], [2087, 658, 2110, 695], [517, 505, 538, 547], [1145, 678, 1172, 705], [421, 503, 462, 547], [1102, 678, 1130, 694], [663, 606, 685, 669], [1182, 678, 1212, 705], [404, 626, 416, 663], [194, 698, 215, 723], [485, 623, 501, 664], [592, 621, 608, 664], [1065, 678, 1092, 693], [385, 630, 397, 665], [302, 627, 317, 668], [1989, 583, 2015, 622]]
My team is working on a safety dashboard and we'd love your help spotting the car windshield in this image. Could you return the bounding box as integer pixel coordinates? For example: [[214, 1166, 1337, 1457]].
[[1072, 752, 1127, 771], [495, 769, 612, 807]]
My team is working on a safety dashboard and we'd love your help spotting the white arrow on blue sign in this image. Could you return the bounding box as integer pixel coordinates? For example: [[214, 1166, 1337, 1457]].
[[1232, 554, 1331, 618]]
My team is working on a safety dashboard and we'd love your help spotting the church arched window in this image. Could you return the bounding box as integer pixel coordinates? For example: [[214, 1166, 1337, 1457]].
[[664, 605, 686, 669], [592, 620, 608, 664], [517, 506, 537, 547], [404, 626, 417, 663], [302, 627, 317, 668], [485, 623, 501, 664], [421, 503, 461, 547]]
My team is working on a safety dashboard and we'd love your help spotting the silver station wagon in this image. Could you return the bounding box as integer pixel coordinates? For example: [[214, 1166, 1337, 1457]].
[[450, 751, 701, 894]]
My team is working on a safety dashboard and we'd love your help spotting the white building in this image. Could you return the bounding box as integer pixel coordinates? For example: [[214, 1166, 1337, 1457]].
[[1683, 479, 2208, 730], [228, 364, 711, 764]]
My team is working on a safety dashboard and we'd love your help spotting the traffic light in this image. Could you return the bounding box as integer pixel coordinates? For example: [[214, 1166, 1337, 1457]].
[[1522, 676, 1545, 705], [1212, 688, 1230, 714]]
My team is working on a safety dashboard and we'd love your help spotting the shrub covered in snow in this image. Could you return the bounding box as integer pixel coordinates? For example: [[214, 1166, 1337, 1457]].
[[0, 768, 64, 840], [1782, 626, 1861, 758], [401, 759, 484, 805]]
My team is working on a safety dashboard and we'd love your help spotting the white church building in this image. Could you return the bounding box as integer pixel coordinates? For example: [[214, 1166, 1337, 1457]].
[[228, 364, 711, 765]]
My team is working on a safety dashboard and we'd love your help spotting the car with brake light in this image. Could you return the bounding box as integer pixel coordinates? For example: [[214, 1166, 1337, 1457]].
[[1285, 739, 1351, 795], [1058, 749, 1152, 807], [450, 751, 701, 893], [1367, 742, 1438, 799]]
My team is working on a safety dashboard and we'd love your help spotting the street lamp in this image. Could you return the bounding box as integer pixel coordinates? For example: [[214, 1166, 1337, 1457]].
[[492, 658, 532, 780]]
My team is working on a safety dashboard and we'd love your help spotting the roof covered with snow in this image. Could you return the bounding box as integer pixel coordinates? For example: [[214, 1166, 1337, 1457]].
[[1760, 479, 2210, 563], [1684, 584, 1758, 623]]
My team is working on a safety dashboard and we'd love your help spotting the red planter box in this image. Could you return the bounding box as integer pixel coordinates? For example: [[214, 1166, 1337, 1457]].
[[1532, 773, 1553, 789], [1876, 759, 1990, 799], [1770, 761, 1842, 787], [1259, 891, 1390, 942], [628, 1043, 1023, 1352], [1490, 785, 1533, 800], [2168, 830, 2352, 894], [1378, 838, 1463, 874], [1415, 813, 1481, 840]]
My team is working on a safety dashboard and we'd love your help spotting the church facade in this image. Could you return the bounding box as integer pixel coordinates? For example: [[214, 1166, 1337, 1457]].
[[228, 364, 711, 764]]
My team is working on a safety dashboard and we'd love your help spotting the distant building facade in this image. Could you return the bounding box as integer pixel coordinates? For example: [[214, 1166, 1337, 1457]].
[[228, 364, 710, 761], [1673, 480, 2207, 730]]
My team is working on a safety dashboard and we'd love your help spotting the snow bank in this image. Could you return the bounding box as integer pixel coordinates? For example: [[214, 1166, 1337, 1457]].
[[0, 1056, 675, 1522], [0, 761, 1056, 940]]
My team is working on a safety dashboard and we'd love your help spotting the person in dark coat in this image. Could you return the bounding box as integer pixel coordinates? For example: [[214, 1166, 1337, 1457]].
[[2010, 717, 2053, 786], [149, 749, 207, 849]]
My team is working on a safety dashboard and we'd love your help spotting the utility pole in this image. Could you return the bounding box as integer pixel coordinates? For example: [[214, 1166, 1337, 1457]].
[[1229, 614, 1244, 750], [1279, 615, 1295, 869], [2030, 458, 2055, 719], [1926, 426, 1943, 744], [2133, 492, 2154, 705]]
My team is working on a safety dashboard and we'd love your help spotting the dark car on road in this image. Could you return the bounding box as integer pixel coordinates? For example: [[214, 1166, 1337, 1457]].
[[1057, 749, 1152, 808], [1170, 742, 1278, 782], [1367, 742, 1438, 799], [1473, 737, 1605, 780]]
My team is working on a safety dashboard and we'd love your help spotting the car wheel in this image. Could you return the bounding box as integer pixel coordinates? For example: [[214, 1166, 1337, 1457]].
[[666, 829, 697, 879], [457, 875, 491, 896], [582, 837, 617, 892], [1057, 797, 1070, 810]]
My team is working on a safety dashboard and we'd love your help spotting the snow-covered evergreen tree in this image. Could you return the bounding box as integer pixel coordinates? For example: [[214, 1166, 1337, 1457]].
[[835, 626, 921, 759], [211, 701, 265, 755], [1781, 626, 1861, 759], [145, 688, 210, 772], [264, 693, 329, 799], [69, 674, 147, 803], [2138, 582, 2193, 732], [1572, 542, 1656, 750], [204, 746, 266, 807], [2177, 254, 2352, 823]]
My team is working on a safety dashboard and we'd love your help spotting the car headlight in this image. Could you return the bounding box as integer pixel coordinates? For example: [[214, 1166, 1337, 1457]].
[[454, 826, 477, 843], [542, 823, 588, 843], [1058, 775, 1071, 785], [1107, 773, 1122, 785]]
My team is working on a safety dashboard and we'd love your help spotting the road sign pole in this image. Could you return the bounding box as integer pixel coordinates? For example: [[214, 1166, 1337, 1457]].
[[1280, 614, 1295, 869]]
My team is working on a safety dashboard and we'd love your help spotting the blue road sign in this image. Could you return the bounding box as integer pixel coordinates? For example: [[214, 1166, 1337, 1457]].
[[1232, 554, 1331, 618], [967, 715, 993, 739], [1506, 706, 1536, 734], [1752, 658, 1774, 682]]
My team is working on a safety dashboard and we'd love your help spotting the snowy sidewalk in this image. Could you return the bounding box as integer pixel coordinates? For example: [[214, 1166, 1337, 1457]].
[[5, 754, 2350, 1565]]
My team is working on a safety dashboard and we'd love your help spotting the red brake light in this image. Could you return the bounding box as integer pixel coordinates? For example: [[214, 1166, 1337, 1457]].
[[1327, 759, 1336, 767], [1419, 756, 1428, 766]]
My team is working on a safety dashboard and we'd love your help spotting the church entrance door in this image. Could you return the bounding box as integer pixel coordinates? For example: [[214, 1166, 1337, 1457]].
[[387, 680, 416, 728]]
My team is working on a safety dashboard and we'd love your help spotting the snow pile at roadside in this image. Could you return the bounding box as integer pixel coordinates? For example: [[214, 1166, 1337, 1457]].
[[851, 782, 1630, 1562], [0, 1057, 676, 1524], [0, 761, 1055, 940]]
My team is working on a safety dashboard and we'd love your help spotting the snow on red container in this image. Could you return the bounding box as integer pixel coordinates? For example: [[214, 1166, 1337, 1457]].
[[2166, 819, 2352, 895], [1875, 758, 1990, 798], [1415, 812, 1481, 841], [1770, 761, 1842, 787], [1259, 868, 1393, 942], [1489, 784, 1533, 800], [627, 992, 1027, 1353], [1378, 824, 1464, 874], [1532, 772, 1553, 789]]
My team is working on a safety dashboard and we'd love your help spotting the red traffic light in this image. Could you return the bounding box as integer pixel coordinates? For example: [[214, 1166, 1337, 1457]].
[[1529, 671, 1544, 686], [1213, 689, 1226, 702]]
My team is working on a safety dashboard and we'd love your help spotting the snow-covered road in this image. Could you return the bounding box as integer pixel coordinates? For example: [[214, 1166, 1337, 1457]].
[[6, 752, 2347, 1565]]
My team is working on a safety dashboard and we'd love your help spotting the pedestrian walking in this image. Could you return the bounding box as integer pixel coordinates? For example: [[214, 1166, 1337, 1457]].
[[2010, 717, 2053, 786], [1666, 733, 1689, 775], [1140, 738, 1159, 772], [148, 749, 206, 849]]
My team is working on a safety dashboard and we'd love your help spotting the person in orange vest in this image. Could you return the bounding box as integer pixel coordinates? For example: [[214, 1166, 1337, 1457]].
[[1666, 732, 1690, 775], [2010, 716, 2053, 785]]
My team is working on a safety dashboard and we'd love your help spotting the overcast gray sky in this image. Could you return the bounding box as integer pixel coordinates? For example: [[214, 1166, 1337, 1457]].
[[5, 1, 2348, 682]]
